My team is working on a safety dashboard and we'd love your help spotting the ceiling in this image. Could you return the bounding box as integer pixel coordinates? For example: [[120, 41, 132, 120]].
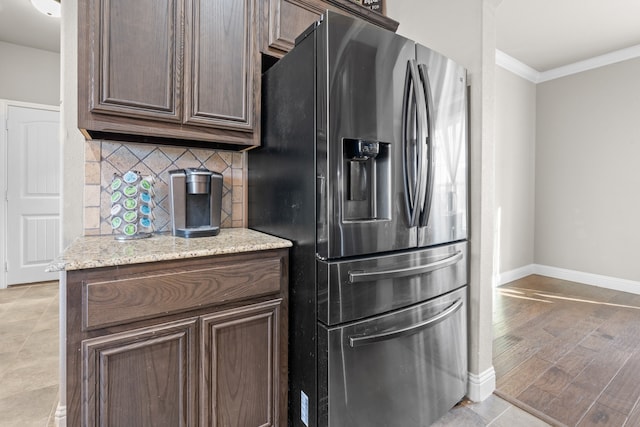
[[1, 0, 640, 72], [496, 0, 640, 72], [0, 0, 60, 53]]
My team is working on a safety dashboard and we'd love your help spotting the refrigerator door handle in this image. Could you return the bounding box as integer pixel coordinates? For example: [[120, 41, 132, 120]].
[[349, 298, 463, 347], [348, 250, 463, 283], [402, 59, 429, 227], [418, 63, 436, 228]]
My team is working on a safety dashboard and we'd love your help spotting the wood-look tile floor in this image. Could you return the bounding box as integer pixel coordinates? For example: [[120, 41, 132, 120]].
[[0, 281, 59, 427], [495, 275, 640, 427]]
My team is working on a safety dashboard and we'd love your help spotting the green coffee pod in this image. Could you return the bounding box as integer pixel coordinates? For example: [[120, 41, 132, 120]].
[[111, 216, 122, 229], [111, 191, 122, 204], [123, 170, 139, 184], [123, 185, 137, 197], [140, 179, 152, 191], [123, 210, 137, 223], [111, 177, 123, 191], [123, 223, 137, 236], [124, 198, 137, 210]]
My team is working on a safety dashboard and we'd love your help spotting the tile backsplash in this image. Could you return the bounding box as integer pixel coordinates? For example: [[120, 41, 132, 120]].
[[84, 140, 244, 236]]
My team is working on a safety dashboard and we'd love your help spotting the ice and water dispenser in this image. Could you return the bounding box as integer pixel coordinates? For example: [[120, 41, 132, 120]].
[[343, 138, 390, 221], [168, 168, 222, 238]]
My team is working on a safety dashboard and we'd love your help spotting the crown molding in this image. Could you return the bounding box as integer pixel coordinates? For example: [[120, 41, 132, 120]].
[[495, 49, 541, 83], [496, 44, 640, 84]]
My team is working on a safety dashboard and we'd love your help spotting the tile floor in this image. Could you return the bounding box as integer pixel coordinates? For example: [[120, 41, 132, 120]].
[[0, 281, 550, 427], [0, 281, 59, 427]]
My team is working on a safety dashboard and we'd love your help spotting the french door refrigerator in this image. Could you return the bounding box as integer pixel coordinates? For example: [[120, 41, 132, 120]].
[[249, 10, 468, 427]]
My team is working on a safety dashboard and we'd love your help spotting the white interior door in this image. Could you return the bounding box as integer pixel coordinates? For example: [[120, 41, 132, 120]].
[[6, 105, 60, 285]]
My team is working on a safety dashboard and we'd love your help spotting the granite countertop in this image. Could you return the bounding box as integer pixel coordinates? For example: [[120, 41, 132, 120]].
[[47, 228, 292, 272]]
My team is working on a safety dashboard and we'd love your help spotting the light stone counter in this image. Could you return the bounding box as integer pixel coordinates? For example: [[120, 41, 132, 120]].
[[47, 228, 292, 272]]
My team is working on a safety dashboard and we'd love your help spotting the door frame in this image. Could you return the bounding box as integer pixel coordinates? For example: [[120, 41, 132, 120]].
[[0, 99, 61, 289]]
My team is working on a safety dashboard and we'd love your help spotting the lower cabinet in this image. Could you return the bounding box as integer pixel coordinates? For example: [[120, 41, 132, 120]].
[[83, 318, 198, 427], [201, 300, 281, 426], [66, 249, 288, 427]]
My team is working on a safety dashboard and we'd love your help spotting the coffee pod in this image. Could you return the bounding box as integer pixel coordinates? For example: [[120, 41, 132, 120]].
[[124, 198, 137, 210], [139, 177, 154, 194], [110, 204, 122, 217], [123, 170, 139, 184], [139, 217, 153, 230], [123, 210, 137, 223], [111, 191, 123, 204], [139, 204, 152, 216], [123, 185, 137, 197], [111, 216, 122, 229], [111, 177, 123, 191], [123, 223, 137, 236], [140, 191, 153, 205]]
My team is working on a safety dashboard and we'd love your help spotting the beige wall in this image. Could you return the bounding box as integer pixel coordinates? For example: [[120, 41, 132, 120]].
[[536, 58, 640, 282], [495, 66, 536, 273], [388, 0, 499, 398], [0, 41, 60, 106]]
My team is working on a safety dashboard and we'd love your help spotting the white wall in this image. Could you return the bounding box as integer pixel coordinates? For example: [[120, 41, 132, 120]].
[[536, 58, 640, 283], [61, 0, 85, 249], [0, 41, 60, 106], [495, 66, 536, 275], [387, 0, 500, 400]]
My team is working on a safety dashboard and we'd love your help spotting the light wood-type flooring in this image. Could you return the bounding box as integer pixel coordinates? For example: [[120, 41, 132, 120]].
[[494, 275, 640, 426]]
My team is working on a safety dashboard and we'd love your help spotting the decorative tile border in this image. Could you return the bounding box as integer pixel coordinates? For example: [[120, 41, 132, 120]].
[[84, 140, 244, 236]]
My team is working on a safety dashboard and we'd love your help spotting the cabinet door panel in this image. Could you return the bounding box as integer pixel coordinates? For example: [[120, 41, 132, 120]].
[[90, 0, 182, 121], [262, 0, 324, 57], [185, 0, 256, 130], [83, 319, 197, 427], [201, 299, 281, 426]]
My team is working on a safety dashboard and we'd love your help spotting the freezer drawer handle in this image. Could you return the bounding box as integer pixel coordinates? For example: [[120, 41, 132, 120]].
[[349, 298, 463, 347], [348, 250, 463, 283]]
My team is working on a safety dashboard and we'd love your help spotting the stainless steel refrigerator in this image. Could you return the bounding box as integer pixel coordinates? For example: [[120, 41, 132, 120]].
[[249, 11, 468, 427]]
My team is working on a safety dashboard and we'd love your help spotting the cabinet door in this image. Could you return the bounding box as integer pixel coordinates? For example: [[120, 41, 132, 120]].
[[261, 0, 324, 58], [260, 0, 399, 58], [82, 318, 197, 427], [88, 0, 182, 122], [201, 299, 281, 427], [184, 0, 258, 131]]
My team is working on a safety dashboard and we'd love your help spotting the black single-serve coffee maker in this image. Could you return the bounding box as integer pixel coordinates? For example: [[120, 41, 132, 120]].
[[168, 168, 222, 238]]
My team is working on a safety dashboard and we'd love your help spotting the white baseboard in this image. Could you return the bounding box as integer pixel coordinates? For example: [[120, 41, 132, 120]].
[[495, 265, 535, 287], [55, 404, 66, 427], [467, 367, 496, 402], [533, 264, 640, 295], [497, 264, 640, 295]]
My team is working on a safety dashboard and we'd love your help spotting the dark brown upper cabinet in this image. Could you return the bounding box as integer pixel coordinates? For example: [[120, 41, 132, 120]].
[[183, 0, 256, 131], [78, 0, 260, 149], [260, 0, 399, 58]]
